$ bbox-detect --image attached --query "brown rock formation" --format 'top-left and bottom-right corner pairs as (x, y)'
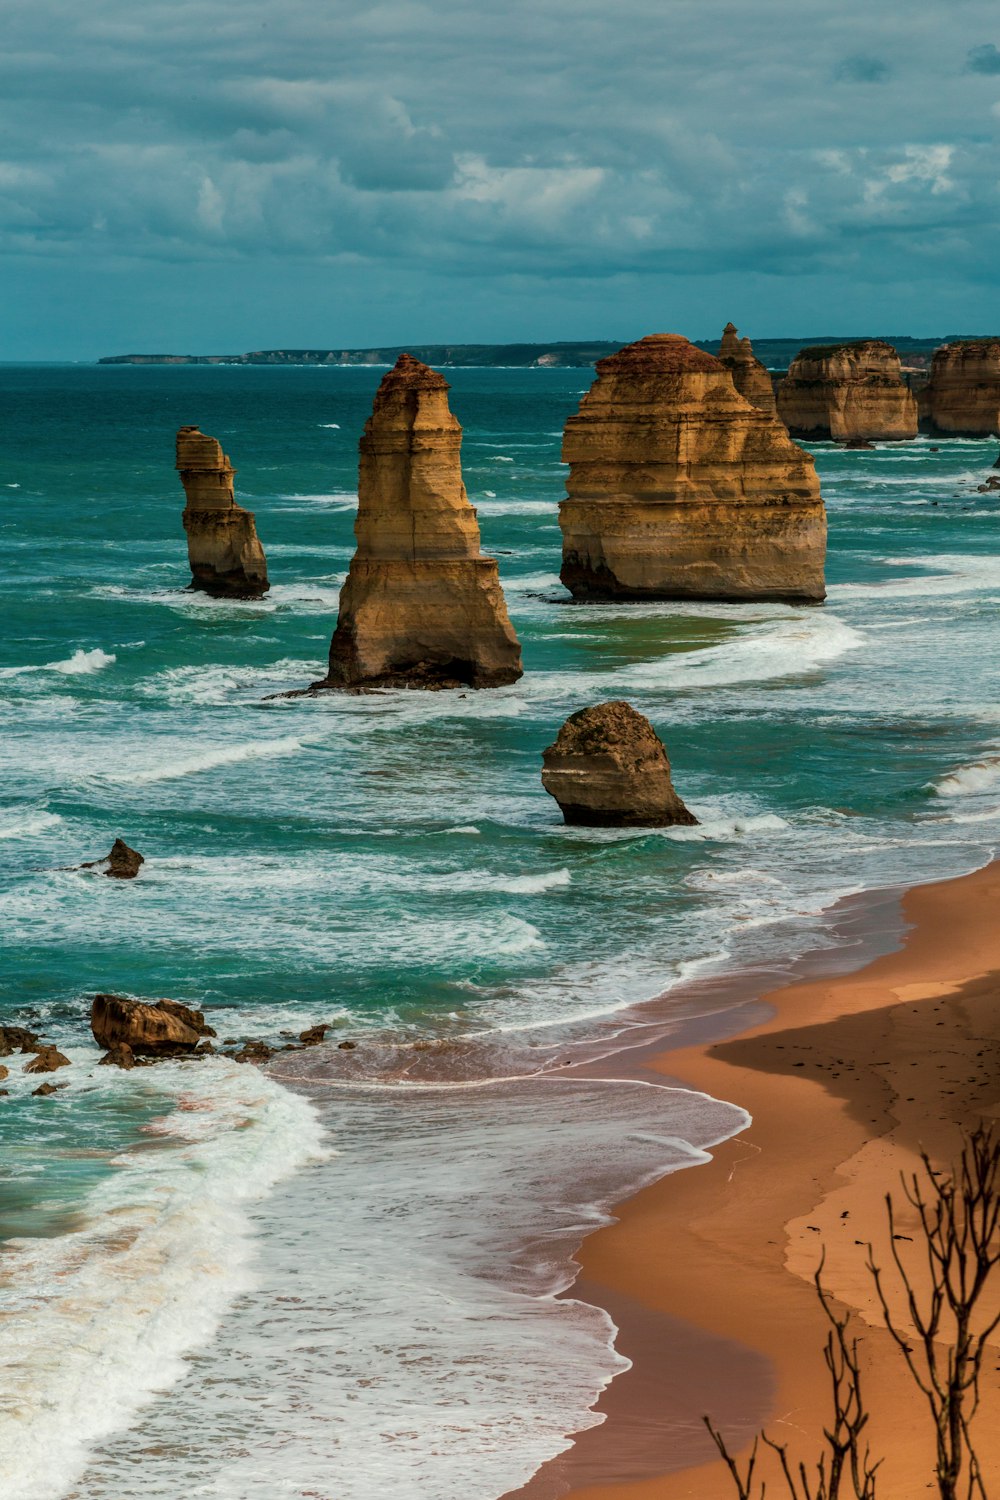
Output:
(718, 323), (777, 415)
(314, 354), (522, 689)
(79, 838), (144, 879)
(559, 334), (825, 603)
(541, 700), (698, 827)
(90, 995), (216, 1056)
(776, 341), (918, 441)
(24, 1045), (71, 1074)
(0, 1065), (9, 1083)
(0, 1026), (41, 1056)
(920, 341), (1000, 436)
(176, 426), (269, 598)
(98, 1042), (136, 1070)
(32, 1082), (66, 1097)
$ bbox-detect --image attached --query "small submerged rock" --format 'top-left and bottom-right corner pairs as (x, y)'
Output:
(79, 838), (145, 879)
(24, 1046), (72, 1075)
(542, 701), (698, 828)
(32, 1081), (67, 1097)
(0, 1065), (9, 1083)
(98, 1041), (136, 1070)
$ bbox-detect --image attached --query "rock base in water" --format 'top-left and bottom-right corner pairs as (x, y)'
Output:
(559, 334), (825, 604)
(314, 355), (522, 691)
(777, 341), (918, 441)
(542, 700), (698, 827)
(79, 838), (144, 879)
(176, 425), (269, 598)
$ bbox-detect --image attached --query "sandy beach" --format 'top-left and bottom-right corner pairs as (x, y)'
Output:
(508, 860), (1000, 1500)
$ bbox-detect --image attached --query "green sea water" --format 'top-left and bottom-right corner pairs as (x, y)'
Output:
(1, 364), (998, 1499)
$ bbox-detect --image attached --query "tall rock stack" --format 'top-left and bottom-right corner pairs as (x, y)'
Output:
(559, 334), (826, 604)
(921, 340), (1000, 436)
(718, 323), (777, 415)
(315, 354), (523, 690)
(176, 426), (269, 598)
(776, 341), (918, 442)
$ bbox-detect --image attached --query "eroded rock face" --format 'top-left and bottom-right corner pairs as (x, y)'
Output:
(90, 994), (216, 1056)
(541, 700), (697, 827)
(921, 341), (1000, 436)
(315, 355), (522, 689)
(776, 341), (918, 441)
(79, 838), (144, 879)
(718, 323), (777, 415)
(176, 426), (269, 598)
(560, 334), (825, 603)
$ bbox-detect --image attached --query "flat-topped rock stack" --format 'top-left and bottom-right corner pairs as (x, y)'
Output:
(776, 341), (918, 442)
(559, 334), (826, 603)
(176, 426), (269, 597)
(542, 700), (697, 827)
(718, 323), (777, 415)
(920, 340), (1000, 436)
(315, 354), (522, 690)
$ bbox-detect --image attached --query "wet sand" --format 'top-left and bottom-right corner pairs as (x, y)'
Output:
(507, 861), (1000, 1500)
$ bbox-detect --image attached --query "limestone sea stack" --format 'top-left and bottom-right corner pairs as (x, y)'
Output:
(718, 323), (777, 415)
(559, 334), (825, 603)
(921, 340), (1000, 436)
(776, 341), (918, 441)
(315, 354), (522, 689)
(176, 426), (269, 598)
(542, 700), (697, 827)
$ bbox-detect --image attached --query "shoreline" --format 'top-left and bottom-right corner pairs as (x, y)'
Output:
(505, 859), (1000, 1500)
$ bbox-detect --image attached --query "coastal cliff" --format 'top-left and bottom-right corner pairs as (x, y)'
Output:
(176, 426), (269, 598)
(920, 339), (1000, 435)
(776, 340), (918, 441)
(718, 323), (777, 415)
(559, 334), (826, 603)
(314, 354), (522, 689)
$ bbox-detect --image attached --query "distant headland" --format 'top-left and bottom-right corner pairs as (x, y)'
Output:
(96, 334), (977, 371)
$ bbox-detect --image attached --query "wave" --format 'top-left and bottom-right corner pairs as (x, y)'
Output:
(0, 647), (116, 679)
(933, 755), (1000, 798)
(831, 554), (1000, 601)
(0, 807), (63, 839)
(115, 735), (305, 784)
(0, 1058), (325, 1500)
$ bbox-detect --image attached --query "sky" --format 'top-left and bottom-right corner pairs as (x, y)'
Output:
(3, 0), (1000, 358)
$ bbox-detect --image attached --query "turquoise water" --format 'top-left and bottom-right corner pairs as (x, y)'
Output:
(1, 365), (999, 1499)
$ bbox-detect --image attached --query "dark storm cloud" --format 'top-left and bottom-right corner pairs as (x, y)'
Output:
(833, 56), (892, 83)
(2, 0), (1000, 353)
(966, 43), (1000, 73)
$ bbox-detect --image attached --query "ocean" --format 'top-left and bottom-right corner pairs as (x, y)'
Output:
(1, 362), (998, 1499)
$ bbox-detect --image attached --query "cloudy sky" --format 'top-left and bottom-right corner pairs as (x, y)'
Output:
(5, 0), (1000, 358)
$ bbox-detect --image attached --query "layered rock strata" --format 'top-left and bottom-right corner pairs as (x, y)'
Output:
(776, 341), (918, 441)
(315, 354), (522, 689)
(920, 341), (1000, 436)
(176, 426), (269, 597)
(560, 334), (825, 602)
(542, 700), (697, 827)
(718, 323), (777, 415)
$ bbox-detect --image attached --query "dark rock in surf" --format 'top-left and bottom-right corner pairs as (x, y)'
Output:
(32, 1081), (67, 1097)
(542, 701), (698, 828)
(24, 1045), (71, 1074)
(90, 994), (215, 1057)
(80, 838), (145, 879)
(98, 1042), (136, 1070)
(0, 1026), (42, 1056)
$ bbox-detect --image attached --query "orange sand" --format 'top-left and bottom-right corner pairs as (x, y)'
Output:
(508, 862), (1000, 1500)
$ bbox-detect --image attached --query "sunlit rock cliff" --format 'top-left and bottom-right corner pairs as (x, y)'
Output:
(559, 334), (825, 603)
(920, 340), (1000, 436)
(776, 341), (918, 441)
(176, 426), (269, 598)
(315, 354), (523, 689)
(718, 323), (777, 415)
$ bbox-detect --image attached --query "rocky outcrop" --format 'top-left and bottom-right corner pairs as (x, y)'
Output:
(776, 341), (918, 441)
(176, 426), (269, 598)
(718, 323), (777, 415)
(921, 341), (1000, 436)
(24, 1045), (71, 1074)
(90, 995), (216, 1056)
(0, 1026), (41, 1056)
(98, 1042), (136, 1070)
(541, 701), (697, 827)
(559, 334), (825, 602)
(79, 838), (144, 879)
(314, 355), (522, 689)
